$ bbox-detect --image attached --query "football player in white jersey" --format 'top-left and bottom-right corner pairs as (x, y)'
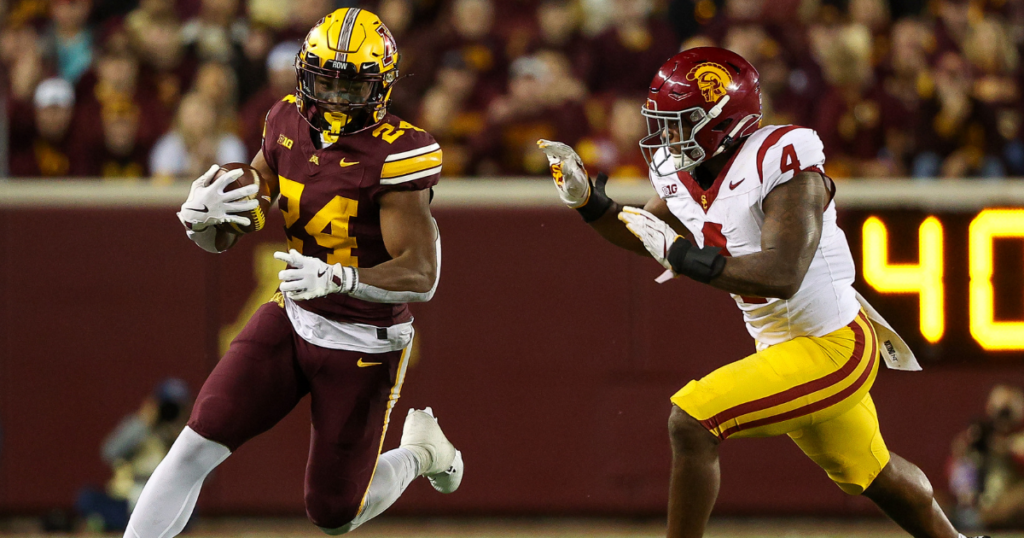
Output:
(539, 47), (982, 538)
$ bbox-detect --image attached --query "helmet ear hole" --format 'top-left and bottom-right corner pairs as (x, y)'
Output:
(711, 118), (733, 132)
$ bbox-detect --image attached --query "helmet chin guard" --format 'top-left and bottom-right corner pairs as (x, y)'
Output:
(639, 48), (763, 177)
(640, 95), (731, 175)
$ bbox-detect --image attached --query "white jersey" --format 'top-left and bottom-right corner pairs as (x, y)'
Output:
(649, 124), (861, 346)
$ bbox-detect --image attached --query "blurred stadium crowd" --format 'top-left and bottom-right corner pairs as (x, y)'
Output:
(0, 0), (1022, 181)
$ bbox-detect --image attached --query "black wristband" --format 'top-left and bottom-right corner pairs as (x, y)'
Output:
(667, 237), (727, 284)
(575, 172), (613, 223)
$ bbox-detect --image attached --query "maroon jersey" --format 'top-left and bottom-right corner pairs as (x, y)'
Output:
(261, 96), (441, 326)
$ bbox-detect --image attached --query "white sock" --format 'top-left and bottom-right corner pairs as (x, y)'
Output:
(124, 427), (230, 538)
(322, 447), (421, 535)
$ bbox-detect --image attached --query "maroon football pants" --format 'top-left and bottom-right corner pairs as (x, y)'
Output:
(187, 300), (409, 528)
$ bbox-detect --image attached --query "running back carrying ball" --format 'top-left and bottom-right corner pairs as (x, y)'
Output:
(214, 163), (274, 234)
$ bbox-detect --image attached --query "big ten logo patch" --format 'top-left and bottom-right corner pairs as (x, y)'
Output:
(278, 134), (294, 149)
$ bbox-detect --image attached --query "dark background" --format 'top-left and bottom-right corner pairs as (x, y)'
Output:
(1, 201), (1022, 517)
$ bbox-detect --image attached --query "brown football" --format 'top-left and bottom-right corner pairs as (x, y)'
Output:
(214, 163), (275, 235)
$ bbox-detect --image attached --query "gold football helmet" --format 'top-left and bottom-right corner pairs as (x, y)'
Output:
(295, 8), (400, 139)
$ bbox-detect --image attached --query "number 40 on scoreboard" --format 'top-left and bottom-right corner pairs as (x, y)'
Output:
(862, 209), (1024, 351)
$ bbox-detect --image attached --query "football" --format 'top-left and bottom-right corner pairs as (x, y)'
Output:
(214, 163), (274, 235)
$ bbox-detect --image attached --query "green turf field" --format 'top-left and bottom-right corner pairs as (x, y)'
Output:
(4, 517), (1020, 538)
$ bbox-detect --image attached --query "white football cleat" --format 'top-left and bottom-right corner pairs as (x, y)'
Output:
(400, 407), (463, 493)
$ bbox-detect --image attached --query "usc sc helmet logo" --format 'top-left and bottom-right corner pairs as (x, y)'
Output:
(686, 63), (732, 103)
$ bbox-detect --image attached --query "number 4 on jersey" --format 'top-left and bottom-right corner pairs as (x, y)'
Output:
(780, 144), (802, 176)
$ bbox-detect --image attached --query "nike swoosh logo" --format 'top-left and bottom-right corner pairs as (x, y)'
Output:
(357, 358), (382, 367)
(729, 178), (745, 190)
(340, 158), (359, 167)
(184, 205), (209, 213)
(317, 268), (327, 277)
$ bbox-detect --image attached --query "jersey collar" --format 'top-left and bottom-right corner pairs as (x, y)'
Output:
(675, 139), (746, 213)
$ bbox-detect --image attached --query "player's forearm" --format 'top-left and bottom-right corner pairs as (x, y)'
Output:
(357, 257), (437, 295)
(588, 202), (652, 256)
(710, 250), (808, 299)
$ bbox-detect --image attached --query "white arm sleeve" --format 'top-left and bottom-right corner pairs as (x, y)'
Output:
(759, 127), (826, 204)
(349, 219), (441, 304)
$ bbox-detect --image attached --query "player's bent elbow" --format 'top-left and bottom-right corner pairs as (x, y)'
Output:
(406, 273), (437, 300)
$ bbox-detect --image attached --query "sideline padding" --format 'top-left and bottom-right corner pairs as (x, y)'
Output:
(2, 177), (1024, 210)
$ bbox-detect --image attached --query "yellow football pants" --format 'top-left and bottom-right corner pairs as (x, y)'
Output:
(671, 311), (890, 494)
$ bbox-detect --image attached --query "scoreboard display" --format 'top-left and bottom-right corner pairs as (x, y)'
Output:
(842, 208), (1024, 361)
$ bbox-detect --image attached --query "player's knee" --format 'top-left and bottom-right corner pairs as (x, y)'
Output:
(830, 462), (888, 496)
(668, 405), (718, 452)
(305, 493), (361, 533)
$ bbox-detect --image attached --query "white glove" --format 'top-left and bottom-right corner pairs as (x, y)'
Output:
(274, 249), (358, 301)
(177, 164), (259, 231)
(537, 139), (591, 208)
(618, 206), (680, 283)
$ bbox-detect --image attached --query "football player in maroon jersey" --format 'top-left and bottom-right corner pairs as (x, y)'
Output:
(125, 9), (462, 538)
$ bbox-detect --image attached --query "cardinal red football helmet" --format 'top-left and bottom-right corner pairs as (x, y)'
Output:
(640, 47), (762, 175)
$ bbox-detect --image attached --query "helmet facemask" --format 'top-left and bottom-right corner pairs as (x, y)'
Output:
(640, 95), (731, 177)
(295, 54), (397, 139)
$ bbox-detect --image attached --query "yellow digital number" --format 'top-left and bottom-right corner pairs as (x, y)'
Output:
(277, 175), (359, 266)
(862, 216), (945, 343)
(969, 209), (1024, 351)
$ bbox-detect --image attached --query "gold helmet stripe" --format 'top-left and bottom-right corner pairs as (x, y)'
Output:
(335, 8), (361, 61)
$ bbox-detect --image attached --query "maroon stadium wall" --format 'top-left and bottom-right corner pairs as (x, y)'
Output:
(1, 184), (1023, 517)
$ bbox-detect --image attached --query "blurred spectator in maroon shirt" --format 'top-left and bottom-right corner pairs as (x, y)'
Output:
(576, 94), (650, 179)
(9, 78), (85, 177)
(911, 51), (1000, 177)
(1, 23), (47, 103)
(933, 0), (972, 58)
(524, 0), (592, 80)
(239, 41), (300, 158)
(875, 18), (933, 171)
(149, 91), (246, 182)
(378, 0), (442, 120)
(130, 13), (198, 115)
(74, 38), (172, 152)
(434, 0), (509, 104)
(471, 52), (588, 175)
(191, 61), (238, 134)
(39, 0), (94, 84)
(181, 0), (244, 64)
(79, 99), (150, 178)
(275, 0), (333, 42)
(585, 0), (679, 95)
(963, 17), (1021, 175)
(419, 50), (491, 176)
(812, 25), (907, 178)
(913, 19), (1022, 177)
